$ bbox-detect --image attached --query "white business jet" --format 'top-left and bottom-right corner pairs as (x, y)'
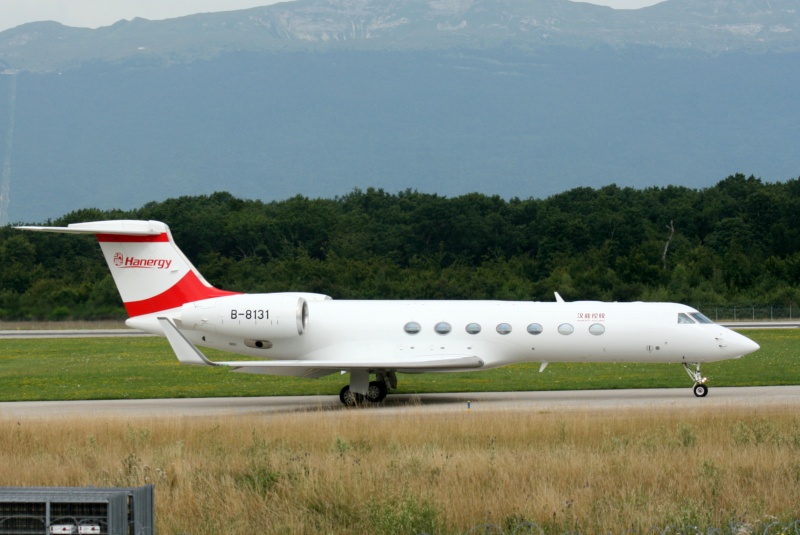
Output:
(18, 220), (760, 405)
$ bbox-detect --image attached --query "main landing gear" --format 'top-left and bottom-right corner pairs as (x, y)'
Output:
(338, 371), (397, 406)
(683, 363), (709, 397)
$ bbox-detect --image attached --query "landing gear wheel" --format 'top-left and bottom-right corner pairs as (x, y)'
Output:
(683, 363), (709, 398)
(339, 385), (363, 407)
(365, 381), (388, 403)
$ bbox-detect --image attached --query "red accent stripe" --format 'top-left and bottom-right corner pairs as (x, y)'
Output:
(125, 271), (239, 317)
(97, 233), (169, 243)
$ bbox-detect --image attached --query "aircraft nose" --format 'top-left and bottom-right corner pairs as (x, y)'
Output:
(725, 331), (760, 357)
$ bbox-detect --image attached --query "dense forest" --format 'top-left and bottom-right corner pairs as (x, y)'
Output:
(1, 174), (799, 321)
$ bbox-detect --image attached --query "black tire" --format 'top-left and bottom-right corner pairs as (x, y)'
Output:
(693, 383), (708, 397)
(340, 385), (364, 406)
(366, 381), (388, 403)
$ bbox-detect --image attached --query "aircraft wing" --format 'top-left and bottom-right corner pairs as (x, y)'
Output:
(220, 355), (485, 375)
(157, 317), (484, 377)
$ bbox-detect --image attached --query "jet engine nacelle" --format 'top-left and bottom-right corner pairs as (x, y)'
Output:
(179, 292), (330, 341)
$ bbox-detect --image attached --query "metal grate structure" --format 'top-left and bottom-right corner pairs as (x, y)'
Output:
(0, 486), (153, 535)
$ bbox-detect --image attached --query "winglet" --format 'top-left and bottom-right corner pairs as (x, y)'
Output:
(554, 292), (565, 303)
(157, 317), (218, 367)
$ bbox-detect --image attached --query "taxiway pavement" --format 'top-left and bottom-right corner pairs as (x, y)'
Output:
(0, 386), (797, 419)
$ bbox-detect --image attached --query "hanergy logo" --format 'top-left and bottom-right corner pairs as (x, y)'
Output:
(113, 252), (173, 269)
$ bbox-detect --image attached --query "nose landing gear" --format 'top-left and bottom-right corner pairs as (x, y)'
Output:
(683, 363), (709, 397)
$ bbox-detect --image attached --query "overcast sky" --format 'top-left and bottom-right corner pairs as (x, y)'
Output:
(0, 0), (665, 33)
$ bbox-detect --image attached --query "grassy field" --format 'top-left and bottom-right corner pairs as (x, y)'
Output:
(0, 329), (796, 401)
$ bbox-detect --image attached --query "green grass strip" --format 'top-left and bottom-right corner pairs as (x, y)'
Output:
(0, 329), (795, 401)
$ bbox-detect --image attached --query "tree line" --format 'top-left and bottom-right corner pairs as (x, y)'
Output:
(1, 173), (799, 321)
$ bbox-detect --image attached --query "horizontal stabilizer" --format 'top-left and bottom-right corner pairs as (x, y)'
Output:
(16, 220), (165, 236)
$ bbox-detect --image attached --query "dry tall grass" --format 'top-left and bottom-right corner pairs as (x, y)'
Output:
(1, 406), (798, 534)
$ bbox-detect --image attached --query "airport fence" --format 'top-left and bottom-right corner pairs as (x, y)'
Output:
(418, 519), (800, 535)
(695, 304), (800, 322)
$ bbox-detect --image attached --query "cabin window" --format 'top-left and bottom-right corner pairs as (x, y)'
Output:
(527, 323), (543, 335)
(690, 312), (714, 324)
(588, 323), (605, 335)
(465, 323), (482, 335)
(404, 321), (421, 334)
(434, 322), (452, 335)
(496, 323), (512, 335)
(677, 313), (695, 324)
(557, 323), (574, 335)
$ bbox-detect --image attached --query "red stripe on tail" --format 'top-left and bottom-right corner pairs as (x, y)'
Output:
(124, 271), (239, 317)
(97, 233), (170, 243)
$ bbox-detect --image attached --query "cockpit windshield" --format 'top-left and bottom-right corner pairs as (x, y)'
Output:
(690, 312), (714, 324)
(677, 312), (716, 324)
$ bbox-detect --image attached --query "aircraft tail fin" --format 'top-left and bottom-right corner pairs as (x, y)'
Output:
(17, 220), (237, 317)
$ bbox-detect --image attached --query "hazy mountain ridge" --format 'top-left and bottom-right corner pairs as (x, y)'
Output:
(1, 0), (798, 72)
(3, 46), (798, 223)
(0, 0), (798, 223)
